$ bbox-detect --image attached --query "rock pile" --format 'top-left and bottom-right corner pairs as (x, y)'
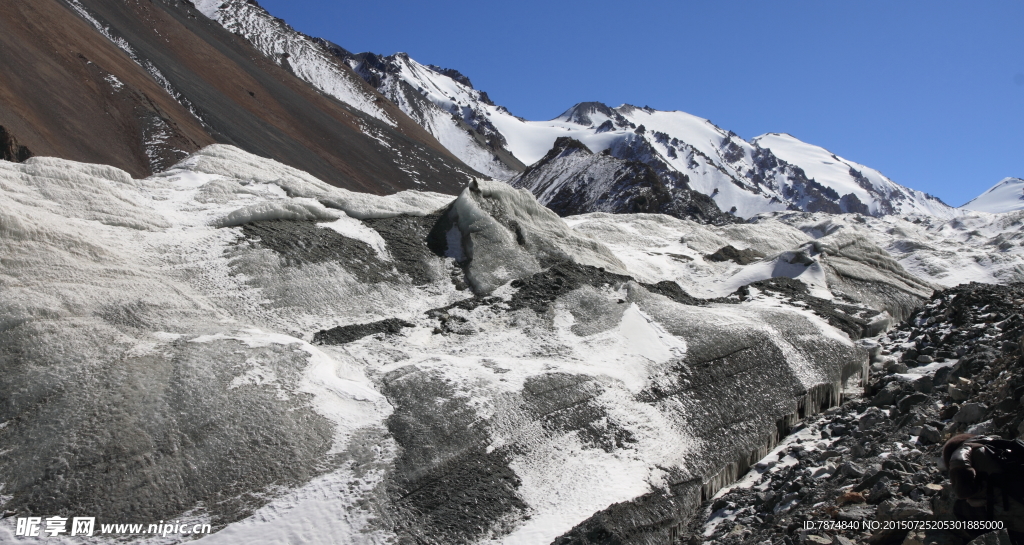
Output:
(688, 282), (1024, 545)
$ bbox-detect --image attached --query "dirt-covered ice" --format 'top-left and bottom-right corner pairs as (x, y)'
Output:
(2, 146), (1016, 544)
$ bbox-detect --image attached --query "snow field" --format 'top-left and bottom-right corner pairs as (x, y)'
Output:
(960, 177), (1024, 213)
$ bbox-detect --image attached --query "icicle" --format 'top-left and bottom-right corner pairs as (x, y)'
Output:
(699, 369), (865, 502)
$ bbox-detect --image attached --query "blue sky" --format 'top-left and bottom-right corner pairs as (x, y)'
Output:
(257, 0), (1023, 206)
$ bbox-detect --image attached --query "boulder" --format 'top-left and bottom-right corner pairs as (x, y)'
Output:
(841, 461), (866, 478)
(966, 530), (1012, 545)
(876, 499), (934, 532)
(932, 367), (951, 386)
(898, 393), (929, 413)
(939, 404), (960, 420)
(869, 482), (894, 504)
(860, 407), (888, 430)
(872, 383), (904, 407)
(886, 359), (910, 374)
(917, 425), (942, 445)
(856, 470), (897, 492)
(836, 504), (875, 522)
(952, 403), (987, 424)
(837, 490), (866, 506)
(948, 383), (970, 402)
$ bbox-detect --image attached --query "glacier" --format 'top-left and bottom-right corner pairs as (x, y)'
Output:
(1, 147), (1022, 544)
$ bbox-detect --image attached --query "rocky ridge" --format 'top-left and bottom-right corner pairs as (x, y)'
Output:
(344, 52), (526, 179)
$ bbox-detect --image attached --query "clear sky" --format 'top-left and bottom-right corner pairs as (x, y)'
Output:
(256, 0), (1023, 207)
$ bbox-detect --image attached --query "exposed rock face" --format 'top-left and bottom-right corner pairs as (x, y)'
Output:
(706, 245), (767, 265)
(0, 125), (32, 162)
(511, 137), (739, 225)
(0, 0), (474, 193)
(313, 317), (414, 345)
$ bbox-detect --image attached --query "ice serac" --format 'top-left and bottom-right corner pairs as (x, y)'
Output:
(510, 137), (737, 225)
(547, 287), (866, 544)
(960, 177), (1024, 214)
(763, 210), (1024, 288)
(806, 234), (936, 321)
(437, 178), (628, 293)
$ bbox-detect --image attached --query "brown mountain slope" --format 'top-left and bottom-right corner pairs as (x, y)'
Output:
(0, 0), (474, 194)
(0, 0), (213, 176)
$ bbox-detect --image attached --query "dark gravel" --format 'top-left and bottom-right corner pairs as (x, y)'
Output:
(313, 318), (415, 345)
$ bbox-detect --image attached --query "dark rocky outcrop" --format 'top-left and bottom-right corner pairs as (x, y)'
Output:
(511, 137), (739, 225)
(237, 220), (396, 281)
(364, 213), (448, 285)
(313, 318), (414, 345)
(558, 101), (633, 128)
(705, 245), (767, 265)
(0, 125), (32, 162)
(734, 277), (890, 341)
(346, 51), (525, 177)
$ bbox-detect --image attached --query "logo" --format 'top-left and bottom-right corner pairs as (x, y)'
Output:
(15, 516), (95, 537)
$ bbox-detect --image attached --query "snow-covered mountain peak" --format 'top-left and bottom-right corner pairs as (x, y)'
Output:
(961, 177), (1024, 214)
(540, 136), (595, 160)
(752, 132), (955, 218)
(190, 4), (976, 222)
(344, 50), (526, 179)
(556, 102), (629, 127)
